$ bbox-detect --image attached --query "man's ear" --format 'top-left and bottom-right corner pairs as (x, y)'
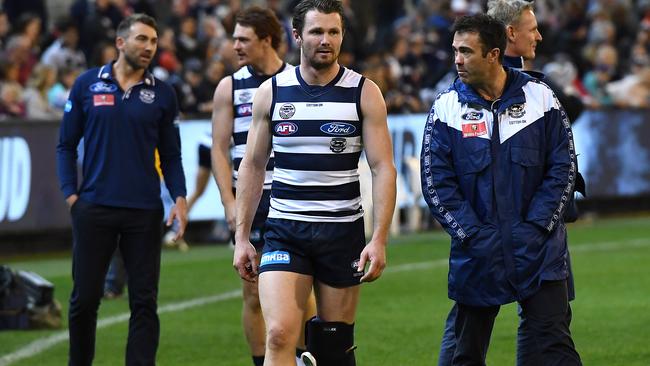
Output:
(506, 24), (516, 43)
(292, 29), (302, 47)
(488, 47), (501, 63)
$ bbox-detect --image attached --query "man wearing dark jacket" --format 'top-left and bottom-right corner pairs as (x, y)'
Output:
(421, 14), (581, 365)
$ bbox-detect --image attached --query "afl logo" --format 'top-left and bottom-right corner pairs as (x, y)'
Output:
(508, 104), (526, 118)
(461, 111), (483, 120)
(275, 122), (298, 135)
(279, 103), (296, 119)
(320, 122), (356, 136)
(237, 104), (252, 116)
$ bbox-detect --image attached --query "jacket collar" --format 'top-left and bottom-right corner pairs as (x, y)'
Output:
(453, 66), (530, 114)
(97, 61), (156, 87)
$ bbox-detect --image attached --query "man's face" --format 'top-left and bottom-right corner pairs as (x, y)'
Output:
(452, 31), (492, 86)
(117, 22), (157, 70)
(296, 10), (343, 70)
(232, 24), (266, 68)
(509, 9), (542, 60)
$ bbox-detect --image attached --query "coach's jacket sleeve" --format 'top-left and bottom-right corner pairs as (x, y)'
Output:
(525, 96), (576, 231)
(56, 77), (85, 199)
(420, 106), (483, 242)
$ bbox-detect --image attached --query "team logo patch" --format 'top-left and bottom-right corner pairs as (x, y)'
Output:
(89, 82), (117, 93)
(139, 89), (155, 104)
(275, 122), (298, 135)
(93, 94), (114, 106)
(237, 103), (252, 116)
(508, 104), (526, 118)
(320, 122), (357, 136)
(461, 122), (487, 138)
(238, 90), (252, 103)
(461, 111), (483, 121)
(64, 100), (72, 112)
(279, 103), (296, 119)
(260, 251), (291, 266)
(330, 137), (347, 153)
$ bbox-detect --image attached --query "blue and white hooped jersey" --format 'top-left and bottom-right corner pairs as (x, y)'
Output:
(232, 63), (291, 189)
(269, 66), (365, 222)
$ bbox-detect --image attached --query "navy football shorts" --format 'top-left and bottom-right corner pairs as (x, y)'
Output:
(230, 189), (271, 250)
(259, 217), (366, 288)
(198, 144), (211, 169)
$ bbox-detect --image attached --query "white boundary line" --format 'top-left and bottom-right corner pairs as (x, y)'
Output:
(1, 238), (648, 365)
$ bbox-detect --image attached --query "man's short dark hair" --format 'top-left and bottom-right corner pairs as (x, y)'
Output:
(292, 0), (345, 36)
(452, 14), (506, 63)
(236, 6), (283, 51)
(116, 13), (158, 39)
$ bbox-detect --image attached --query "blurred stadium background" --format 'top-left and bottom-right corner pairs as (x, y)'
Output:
(1, 0), (650, 365)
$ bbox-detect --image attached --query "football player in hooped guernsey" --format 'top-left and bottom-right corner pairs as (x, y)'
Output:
(210, 6), (316, 366)
(233, 1), (397, 365)
(56, 14), (187, 366)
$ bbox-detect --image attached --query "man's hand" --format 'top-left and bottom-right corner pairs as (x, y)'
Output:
(233, 240), (258, 282)
(167, 197), (188, 241)
(66, 194), (79, 210)
(358, 239), (387, 283)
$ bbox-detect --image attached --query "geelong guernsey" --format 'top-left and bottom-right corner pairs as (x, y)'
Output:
(232, 63), (291, 190)
(269, 66), (365, 222)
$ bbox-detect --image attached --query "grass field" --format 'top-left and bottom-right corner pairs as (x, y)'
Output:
(1, 215), (650, 365)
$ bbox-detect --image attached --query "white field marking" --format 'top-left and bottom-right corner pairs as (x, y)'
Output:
(2, 237), (649, 365)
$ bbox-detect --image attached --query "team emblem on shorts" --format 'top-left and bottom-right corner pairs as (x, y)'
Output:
(351, 259), (364, 277)
(330, 137), (347, 153)
(139, 89), (156, 104)
(250, 229), (261, 242)
(279, 103), (296, 119)
(507, 104), (526, 118)
(260, 251), (291, 266)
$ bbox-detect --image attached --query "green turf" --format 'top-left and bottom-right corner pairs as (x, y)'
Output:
(1, 215), (649, 365)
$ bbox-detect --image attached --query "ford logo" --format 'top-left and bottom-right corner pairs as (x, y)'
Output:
(461, 111), (483, 121)
(275, 122), (298, 135)
(320, 122), (356, 136)
(89, 82), (118, 93)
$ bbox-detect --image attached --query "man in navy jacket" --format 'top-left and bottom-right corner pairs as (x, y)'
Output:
(57, 13), (187, 366)
(421, 14), (581, 365)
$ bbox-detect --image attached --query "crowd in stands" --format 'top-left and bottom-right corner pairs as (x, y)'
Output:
(2, 0), (650, 121)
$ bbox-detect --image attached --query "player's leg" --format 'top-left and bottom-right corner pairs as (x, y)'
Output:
(297, 290), (317, 362)
(241, 252), (266, 366)
(438, 303), (458, 366)
(258, 271), (313, 366)
(518, 280), (581, 366)
(104, 247), (127, 298)
(68, 200), (120, 365)
(187, 145), (211, 211)
(119, 206), (164, 365)
(301, 218), (366, 366)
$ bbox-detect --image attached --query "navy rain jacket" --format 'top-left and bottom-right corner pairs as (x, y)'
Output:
(420, 67), (577, 306)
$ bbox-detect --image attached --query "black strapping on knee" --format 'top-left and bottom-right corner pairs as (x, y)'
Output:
(305, 317), (356, 366)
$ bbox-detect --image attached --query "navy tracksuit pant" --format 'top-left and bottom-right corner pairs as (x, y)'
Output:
(68, 199), (163, 366)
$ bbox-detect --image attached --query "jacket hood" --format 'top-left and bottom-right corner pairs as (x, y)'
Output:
(453, 66), (534, 114)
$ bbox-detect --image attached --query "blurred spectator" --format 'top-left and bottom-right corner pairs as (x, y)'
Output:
(583, 44), (619, 108)
(22, 63), (61, 120)
(175, 16), (205, 62)
(543, 54), (592, 106)
(169, 58), (202, 115)
(0, 10), (10, 49)
(48, 66), (81, 112)
(0, 82), (25, 119)
(71, 0), (124, 59)
(41, 17), (87, 70)
(194, 57), (225, 115)
(152, 27), (181, 80)
(89, 42), (118, 68)
(3, 0), (47, 32)
(2, 34), (38, 85)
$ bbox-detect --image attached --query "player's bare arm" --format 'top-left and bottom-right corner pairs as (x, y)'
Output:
(233, 78), (273, 282)
(358, 79), (397, 283)
(211, 76), (237, 230)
